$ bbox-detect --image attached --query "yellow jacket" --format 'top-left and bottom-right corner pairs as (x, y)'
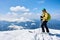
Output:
(42, 13), (49, 21)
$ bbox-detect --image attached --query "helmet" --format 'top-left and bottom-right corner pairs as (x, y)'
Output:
(42, 8), (46, 12)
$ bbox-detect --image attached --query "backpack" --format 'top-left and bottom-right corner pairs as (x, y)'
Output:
(47, 13), (51, 21)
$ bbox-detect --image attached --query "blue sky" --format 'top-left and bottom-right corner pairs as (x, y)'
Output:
(0, 0), (60, 14)
(0, 0), (60, 21)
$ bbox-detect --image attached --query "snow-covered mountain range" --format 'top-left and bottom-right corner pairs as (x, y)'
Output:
(0, 20), (60, 31)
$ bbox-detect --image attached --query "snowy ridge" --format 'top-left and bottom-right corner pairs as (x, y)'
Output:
(0, 28), (60, 40)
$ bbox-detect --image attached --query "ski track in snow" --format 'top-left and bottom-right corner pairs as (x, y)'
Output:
(0, 28), (60, 40)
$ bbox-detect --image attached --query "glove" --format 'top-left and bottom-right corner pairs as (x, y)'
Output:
(40, 16), (43, 18)
(40, 16), (43, 21)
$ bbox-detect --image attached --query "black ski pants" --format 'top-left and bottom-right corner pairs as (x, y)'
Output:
(41, 21), (49, 33)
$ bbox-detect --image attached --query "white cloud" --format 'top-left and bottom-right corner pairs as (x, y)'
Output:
(1, 11), (60, 22)
(1, 6), (60, 22)
(0, 12), (18, 22)
(0, 6), (42, 22)
(0, 12), (41, 22)
(51, 13), (60, 20)
(21, 12), (41, 20)
(16, 17), (33, 22)
(10, 6), (30, 12)
(0, 12), (34, 22)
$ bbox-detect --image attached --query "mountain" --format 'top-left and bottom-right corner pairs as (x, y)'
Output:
(0, 21), (11, 31)
(47, 20), (60, 30)
(0, 28), (60, 40)
(0, 20), (60, 31)
(0, 20), (40, 31)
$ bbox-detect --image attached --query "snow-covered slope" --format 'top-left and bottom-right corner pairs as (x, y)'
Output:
(0, 28), (60, 40)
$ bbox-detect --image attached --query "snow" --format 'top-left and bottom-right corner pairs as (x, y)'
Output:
(8, 24), (24, 30)
(0, 28), (60, 40)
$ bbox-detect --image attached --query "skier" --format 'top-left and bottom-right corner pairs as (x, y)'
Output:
(40, 8), (51, 33)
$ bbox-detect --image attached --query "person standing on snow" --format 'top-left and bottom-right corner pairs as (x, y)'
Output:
(40, 8), (51, 33)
